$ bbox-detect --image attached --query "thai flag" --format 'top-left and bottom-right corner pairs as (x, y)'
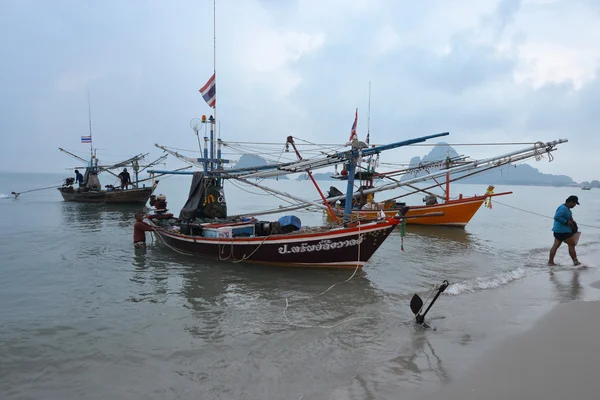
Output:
(349, 108), (358, 141)
(199, 73), (216, 108)
(81, 136), (91, 143)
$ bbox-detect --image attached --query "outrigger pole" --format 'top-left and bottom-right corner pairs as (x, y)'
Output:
(286, 136), (341, 222)
(326, 139), (568, 207)
(341, 132), (450, 222)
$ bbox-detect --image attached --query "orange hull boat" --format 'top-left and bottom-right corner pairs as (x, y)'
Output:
(326, 192), (512, 228)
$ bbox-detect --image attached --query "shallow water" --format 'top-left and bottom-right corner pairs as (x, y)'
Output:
(2, 172), (600, 399)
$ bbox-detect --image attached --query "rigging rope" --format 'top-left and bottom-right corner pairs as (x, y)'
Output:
(494, 200), (600, 230)
(282, 222), (365, 329)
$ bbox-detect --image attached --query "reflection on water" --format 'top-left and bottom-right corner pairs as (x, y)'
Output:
(61, 202), (144, 230)
(128, 246), (384, 342)
(404, 225), (474, 246)
(389, 327), (449, 384)
(549, 268), (584, 302)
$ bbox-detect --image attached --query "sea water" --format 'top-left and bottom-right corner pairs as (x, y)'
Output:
(2, 171), (600, 399)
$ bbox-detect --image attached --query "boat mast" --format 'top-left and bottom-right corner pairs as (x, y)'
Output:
(211, 0), (217, 174)
(445, 150), (450, 202)
(87, 89), (94, 160)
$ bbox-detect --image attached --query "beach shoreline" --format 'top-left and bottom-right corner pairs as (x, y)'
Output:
(421, 296), (600, 400)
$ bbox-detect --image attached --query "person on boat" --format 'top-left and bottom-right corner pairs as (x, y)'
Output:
(548, 195), (581, 266)
(74, 170), (84, 187)
(361, 193), (378, 210)
(118, 168), (131, 189)
(133, 212), (154, 249)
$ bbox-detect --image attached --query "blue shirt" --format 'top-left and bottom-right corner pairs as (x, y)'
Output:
(552, 204), (573, 233)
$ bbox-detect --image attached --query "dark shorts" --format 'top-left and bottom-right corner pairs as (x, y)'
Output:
(554, 232), (574, 242)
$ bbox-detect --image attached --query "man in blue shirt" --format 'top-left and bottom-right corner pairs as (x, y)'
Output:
(548, 195), (580, 266)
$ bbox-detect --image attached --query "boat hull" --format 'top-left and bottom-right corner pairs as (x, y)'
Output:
(57, 186), (155, 204)
(402, 197), (486, 227)
(151, 219), (399, 268)
(326, 192), (511, 228)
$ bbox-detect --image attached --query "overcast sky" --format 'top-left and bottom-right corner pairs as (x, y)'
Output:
(1, 0), (599, 181)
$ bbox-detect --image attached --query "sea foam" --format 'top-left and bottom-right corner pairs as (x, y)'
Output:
(445, 268), (528, 295)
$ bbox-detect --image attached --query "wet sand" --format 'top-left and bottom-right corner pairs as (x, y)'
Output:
(422, 299), (600, 400)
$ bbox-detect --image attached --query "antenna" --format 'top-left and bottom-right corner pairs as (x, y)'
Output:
(367, 81), (371, 145)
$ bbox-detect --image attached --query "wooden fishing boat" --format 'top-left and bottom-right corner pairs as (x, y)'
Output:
(58, 180), (158, 204)
(52, 92), (166, 205)
(147, 127), (446, 268)
(327, 190), (511, 227)
(56, 148), (162, 205)
(148, 214), (402, 268)
(321, 140), (573, 227)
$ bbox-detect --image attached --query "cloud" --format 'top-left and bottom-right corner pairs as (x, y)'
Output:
(1, 0), (599, 182)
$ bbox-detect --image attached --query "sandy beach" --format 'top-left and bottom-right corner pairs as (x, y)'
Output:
(422, 298), (600, 400)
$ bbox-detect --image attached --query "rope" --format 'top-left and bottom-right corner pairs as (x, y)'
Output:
(11, 182), (64, 196)
(494, 200), (600, 229)
(149, 226), (196, 256)
(281, 223), (387, 329)
(217, 234), (271, 263)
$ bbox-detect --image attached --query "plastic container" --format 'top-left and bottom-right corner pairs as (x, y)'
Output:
(278, 215), (301, 233)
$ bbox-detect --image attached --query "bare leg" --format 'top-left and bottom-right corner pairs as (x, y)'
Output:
(565, 237), (579, 265)
(548, 238), (562, 266)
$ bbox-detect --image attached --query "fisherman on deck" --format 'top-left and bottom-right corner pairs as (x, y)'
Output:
(548, 195), (581, 266)
(133, 212), (154, 249)
(118, 168), (131, 189)
(74, 169), (84, 187)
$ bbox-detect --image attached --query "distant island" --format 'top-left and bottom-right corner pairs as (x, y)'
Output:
(232, 154), (289, 179)
(295, 172), (335, 181)
(400, 142), (578, 187)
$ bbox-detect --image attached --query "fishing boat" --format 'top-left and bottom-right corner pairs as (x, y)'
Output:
(323, 140), (568, 227)
(55, 93), (166, 205)
(147, 117), (448, 267)
(327, 188), (510, 227)
(56, 150), (160, 204)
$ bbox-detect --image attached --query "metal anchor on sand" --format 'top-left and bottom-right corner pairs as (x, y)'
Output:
(410, 280), (450, 325)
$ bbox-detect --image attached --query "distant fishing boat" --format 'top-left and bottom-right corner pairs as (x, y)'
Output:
(55, 92), (166, 205)
(581, 185), (591, 190)
(56, 152), (159, 204)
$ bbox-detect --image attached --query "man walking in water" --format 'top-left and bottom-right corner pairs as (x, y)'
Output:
(133, 212), (154, 249)
(548, 195), (581, 266)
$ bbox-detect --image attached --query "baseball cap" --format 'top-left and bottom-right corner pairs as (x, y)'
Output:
(566, 195), (580, 205)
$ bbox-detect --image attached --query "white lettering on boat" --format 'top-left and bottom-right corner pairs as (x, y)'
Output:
(277, 235), (365, 255)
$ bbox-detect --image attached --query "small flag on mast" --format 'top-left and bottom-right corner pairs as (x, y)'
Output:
(349, 108), (358, 141)
(81, 136), (91, 143)
(199, 73), (216, 108)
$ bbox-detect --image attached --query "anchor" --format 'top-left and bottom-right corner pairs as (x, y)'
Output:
(410, 280), (449, 326)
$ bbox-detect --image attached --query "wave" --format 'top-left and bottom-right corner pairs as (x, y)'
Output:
(0, 193), (11, 199)
(445, 267), (528, 295)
